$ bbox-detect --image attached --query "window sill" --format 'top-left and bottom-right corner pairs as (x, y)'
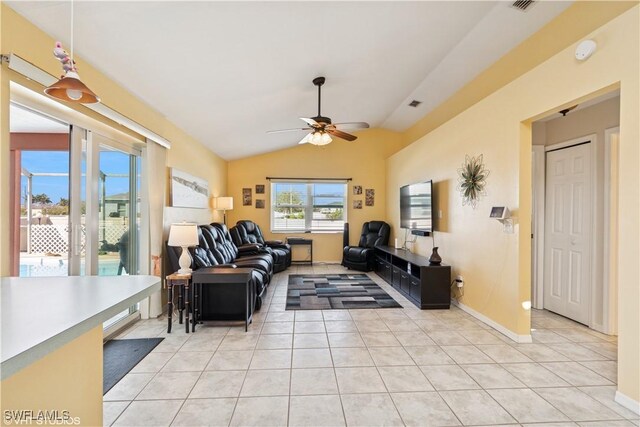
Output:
(271, 230), (343, 235)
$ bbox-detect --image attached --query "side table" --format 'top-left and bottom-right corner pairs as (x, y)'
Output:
(166, 272), (193, 333)
(287, 238), (313, 265)
(191, 268), (255, 332)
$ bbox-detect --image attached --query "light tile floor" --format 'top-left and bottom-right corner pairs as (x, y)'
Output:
(105, 264), (639, 426)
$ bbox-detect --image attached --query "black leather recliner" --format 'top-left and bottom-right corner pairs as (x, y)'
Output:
(342, 221), (391, 271)
(232, 220), (291, 273)
(166, 224), (273, 309)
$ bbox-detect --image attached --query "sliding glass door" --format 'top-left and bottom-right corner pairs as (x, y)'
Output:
(10, 94), (147, 330)
(83, 132), (142, 327)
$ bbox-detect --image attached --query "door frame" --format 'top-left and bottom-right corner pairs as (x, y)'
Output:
(532, 133), (612, 331)
(532, 145), (545, 309)
(603, 126), (619, 335)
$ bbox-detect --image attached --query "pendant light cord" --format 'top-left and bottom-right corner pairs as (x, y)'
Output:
(70, 0), (74, 67)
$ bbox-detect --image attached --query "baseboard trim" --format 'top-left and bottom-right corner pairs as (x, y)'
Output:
(615, 390), (640, 415)
(451, 299), (532, 344)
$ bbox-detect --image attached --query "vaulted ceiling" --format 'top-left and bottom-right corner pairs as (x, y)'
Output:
(8, 1), (572, 159)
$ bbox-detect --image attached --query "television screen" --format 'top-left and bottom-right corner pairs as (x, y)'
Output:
(400, 180), (433, 232)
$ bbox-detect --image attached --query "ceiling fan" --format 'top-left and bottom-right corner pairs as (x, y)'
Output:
(267, 76), (370, 146)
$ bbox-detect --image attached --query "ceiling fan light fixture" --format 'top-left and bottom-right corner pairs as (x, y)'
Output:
(45, 71), (100, 104)
(269, 76), (366, 146)
(309, 130), (332, 146)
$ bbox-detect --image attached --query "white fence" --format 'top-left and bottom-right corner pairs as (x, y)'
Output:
(20, 217), (128, 254)
(29, 224), (70, 254)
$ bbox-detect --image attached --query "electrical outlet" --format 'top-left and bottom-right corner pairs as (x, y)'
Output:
(438, 210), (443, 219)
(455, 275), (464, 288)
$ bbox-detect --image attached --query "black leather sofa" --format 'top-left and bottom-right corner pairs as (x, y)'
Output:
(342, 221), (391, 271)
(232, 220), (292, 273)
(167, 223), (274, 309)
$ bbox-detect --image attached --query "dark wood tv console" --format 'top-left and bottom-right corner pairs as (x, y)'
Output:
(374, 245), (451, 309)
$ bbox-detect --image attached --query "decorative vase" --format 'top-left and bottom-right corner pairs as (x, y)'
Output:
(429, 247), (442, 265)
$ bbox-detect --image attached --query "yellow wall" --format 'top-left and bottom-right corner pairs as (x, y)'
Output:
(1, 326), (103, 427)
(227, 129), (403, 262)
(388, 5), (639, 402)
(0, 4), (228, 277)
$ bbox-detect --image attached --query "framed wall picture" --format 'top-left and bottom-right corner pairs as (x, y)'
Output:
(353, 185), (362, 195)
(242, 188), (252, 206)
(353, 200), (362, 209)
(170, 168), (210, 209)
(256, 199), (265, 209)
(365, 189), (375, 206)
(256, 184), (265, 194)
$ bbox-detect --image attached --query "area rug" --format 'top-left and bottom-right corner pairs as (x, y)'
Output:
(103, 337), (164, 394)
(286, 274), (402, 310)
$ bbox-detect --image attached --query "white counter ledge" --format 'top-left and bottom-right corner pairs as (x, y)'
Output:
(1, 275), (161, 380)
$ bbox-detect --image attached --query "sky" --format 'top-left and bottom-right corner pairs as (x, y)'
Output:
(274, 182), (345, 206)
(21, 150), (132, 205)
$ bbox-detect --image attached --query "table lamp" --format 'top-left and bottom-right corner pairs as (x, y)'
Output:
(215, 196), (234, 226)
(168, 222), (198, 274)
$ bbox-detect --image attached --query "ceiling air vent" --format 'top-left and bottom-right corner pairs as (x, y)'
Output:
(511, 0), (535, 11)
(408, 100), (422, 107)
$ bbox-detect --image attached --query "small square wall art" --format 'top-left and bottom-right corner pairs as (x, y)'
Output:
(256, 184), (265, 194)
(256, 199), (265, 209)
(353, 200), (362, 209)
(353, 185), (362, 195)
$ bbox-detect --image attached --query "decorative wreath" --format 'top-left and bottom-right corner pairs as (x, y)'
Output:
(457, 154), (490, 208)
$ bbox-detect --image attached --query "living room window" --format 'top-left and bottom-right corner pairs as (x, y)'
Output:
(271, 180), (347, 232)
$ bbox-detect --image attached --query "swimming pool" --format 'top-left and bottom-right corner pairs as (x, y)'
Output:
(19, 257), (121, 277)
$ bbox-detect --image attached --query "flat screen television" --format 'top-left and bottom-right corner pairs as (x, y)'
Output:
(400, 180), (433, 232)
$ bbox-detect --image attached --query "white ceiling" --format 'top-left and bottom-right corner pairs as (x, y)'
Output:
(8, 1), (572, 159)
(10, 103), (69, 133)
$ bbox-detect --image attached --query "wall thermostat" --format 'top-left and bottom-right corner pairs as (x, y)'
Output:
(490, 206), (510, 220)
(490, 207), (513, 234)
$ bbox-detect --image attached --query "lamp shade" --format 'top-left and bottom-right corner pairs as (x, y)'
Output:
(44, 71), (100, 104)
(215, 197), (234, 210)
(168, 223), (198, 247)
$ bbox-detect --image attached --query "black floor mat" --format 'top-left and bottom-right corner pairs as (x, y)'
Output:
(103, 337), (164, 395)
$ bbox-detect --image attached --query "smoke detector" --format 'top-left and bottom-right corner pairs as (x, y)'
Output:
(575, 40), (597, 61)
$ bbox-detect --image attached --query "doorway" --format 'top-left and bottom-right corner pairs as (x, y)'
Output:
(531, 91), (620, 334)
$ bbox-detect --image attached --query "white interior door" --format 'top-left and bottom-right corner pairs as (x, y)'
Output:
(544, 142), (593, 324)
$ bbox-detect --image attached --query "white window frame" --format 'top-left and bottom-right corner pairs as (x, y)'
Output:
(270, 180), (347, 233)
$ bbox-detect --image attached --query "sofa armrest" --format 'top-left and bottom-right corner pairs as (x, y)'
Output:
(237, 244), (261, 254)
(266, 241), (290, 250)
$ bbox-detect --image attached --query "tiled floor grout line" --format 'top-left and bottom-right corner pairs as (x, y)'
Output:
(106, 267), (637, 426)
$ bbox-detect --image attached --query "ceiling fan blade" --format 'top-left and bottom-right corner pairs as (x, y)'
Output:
(298, 133), (313, 144)
(266, 128), (310, 134)
(300, 117), (319, 127)
(327, 129), (357, 142)
(333, 122), (370, 130)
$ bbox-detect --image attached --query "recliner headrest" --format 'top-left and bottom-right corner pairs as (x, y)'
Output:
(237, 220), (256, 233)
